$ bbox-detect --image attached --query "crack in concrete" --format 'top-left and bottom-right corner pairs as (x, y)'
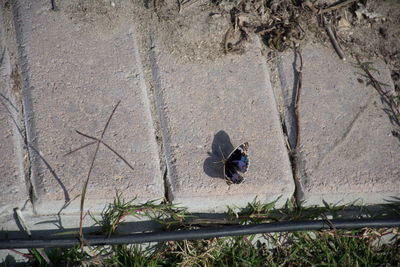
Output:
(274, 48), (303, 205)
(163, 167), (171, 203)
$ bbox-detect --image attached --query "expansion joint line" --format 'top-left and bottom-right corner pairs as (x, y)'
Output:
(163, 167), (170, 203)
(11, 63), (34, 208)
(291, 45), (303, 187)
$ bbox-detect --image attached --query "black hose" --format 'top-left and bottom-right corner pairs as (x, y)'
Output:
(1, 218), (399, 249)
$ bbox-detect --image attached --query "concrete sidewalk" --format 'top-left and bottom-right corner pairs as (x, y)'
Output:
(0, 0), (399, 236)
(278, 42), (400, 206)
(2, 0), (164, 216)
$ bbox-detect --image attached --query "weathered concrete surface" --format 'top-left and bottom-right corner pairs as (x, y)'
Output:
(12, 0), (163, 214)
(278, 42), (400, 206)
(0, 6), (27, 216)
(151, 37), (294, 212)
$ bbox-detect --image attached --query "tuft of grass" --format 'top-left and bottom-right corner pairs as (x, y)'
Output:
(93, 192), (194, 237)
(24, 195), (400, 266)
(275, 228), (400, 266)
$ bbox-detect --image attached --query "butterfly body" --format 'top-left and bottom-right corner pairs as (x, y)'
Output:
(222, 142), (249, 184)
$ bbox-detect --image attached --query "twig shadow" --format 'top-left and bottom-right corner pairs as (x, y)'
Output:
(0, 93), (70, 207)
(203, 130), (235, 180)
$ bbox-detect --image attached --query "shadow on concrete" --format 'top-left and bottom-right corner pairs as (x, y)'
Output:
(11, 1), (70, 208)
(203, 130), (235, 180)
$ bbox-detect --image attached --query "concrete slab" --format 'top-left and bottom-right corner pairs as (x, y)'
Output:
(278, 41), (400, 206)
(12, 0), (163, 214)
(0, 6), (27, 216)
(151, 36), (294, 212)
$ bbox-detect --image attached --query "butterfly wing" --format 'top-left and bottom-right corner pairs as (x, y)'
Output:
(227, 142), (249, 173)
(224, 161), (244, 184)
(224, 142), (249, 184)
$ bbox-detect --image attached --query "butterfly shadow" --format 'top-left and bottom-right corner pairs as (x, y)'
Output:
(203, 130), (235, 180)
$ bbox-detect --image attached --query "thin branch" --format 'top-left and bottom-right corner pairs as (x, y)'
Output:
(294, 47), (303, 110)
(79, 100), (121, 245)
(303, 0), (357, 14)
(64, 141), (97, 156)
(320, 0), (357, 14)
(294, 46), (303, 152)
(75, 130), (135, 172)
(323, 15), (346, 61)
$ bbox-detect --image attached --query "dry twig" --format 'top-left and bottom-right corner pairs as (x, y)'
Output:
(75, 130), (135, 171)
(319, 0), (357, 14)
(294, 46), (303, 152)
(323, 15), (346, 60)
(78, 101), (121, 248)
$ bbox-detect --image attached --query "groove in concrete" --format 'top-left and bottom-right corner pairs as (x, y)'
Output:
(0, 4), (28, 216)
(278, 42), (400, 206)
(11, 0), (164, 214)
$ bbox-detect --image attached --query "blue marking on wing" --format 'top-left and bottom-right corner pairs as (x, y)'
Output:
(232, 155), (248, 172)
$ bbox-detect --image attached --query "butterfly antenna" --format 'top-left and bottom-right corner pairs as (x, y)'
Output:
(219, 145), (227, 163)
(213, 145), (226, 164)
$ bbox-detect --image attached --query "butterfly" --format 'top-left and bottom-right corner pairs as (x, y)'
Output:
(220, 142), (249, 184)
